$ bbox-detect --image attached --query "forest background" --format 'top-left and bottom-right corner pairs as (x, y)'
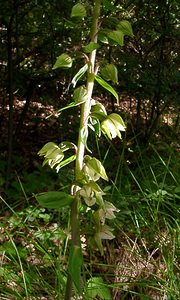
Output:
(0, 0), (179, 299)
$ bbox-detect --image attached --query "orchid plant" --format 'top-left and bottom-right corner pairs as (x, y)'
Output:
(35, 1), (133, 299)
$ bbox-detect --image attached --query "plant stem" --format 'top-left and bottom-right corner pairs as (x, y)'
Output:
(64, 1), (102, 299)
(75, 0), (102, 177)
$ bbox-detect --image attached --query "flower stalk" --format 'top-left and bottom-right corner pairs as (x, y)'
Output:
(65, 1), (102, 299)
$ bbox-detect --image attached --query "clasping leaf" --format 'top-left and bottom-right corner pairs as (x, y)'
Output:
(71, 3), (86, 18)
(83, 42), (100, 53)
(100, 63), (118, 83)
(71, 64), (88, 88)
(95, 75), (119, 103)
(108, 30), (124, 46)
(73, 85), (88, 104)
(68, 245), (83, 292)
(52, 53), (72, 69)
(35, 191), (73, 209)
(117, 20), (134, 37)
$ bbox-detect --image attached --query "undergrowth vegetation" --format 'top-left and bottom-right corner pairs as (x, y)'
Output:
(0, 137), (179, 299)
(0, 0), (179, 298)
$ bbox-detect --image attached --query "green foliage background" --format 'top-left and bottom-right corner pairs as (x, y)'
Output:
(0, 0), (179, 299)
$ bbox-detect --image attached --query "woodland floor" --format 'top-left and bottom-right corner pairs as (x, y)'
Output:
(0, 96), (179, 299)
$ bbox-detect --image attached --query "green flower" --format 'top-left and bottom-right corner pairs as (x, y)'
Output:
(79, 185), (96, 206)
(97, 224), (115, 240)
(83, 155), (108, 182)
(101, 113), (126, 140)
(79, 181), (105, 207)
(94, 225), (115, 255)
(104, 201), (119, 219)
(38, 142), (64, 170)
(93, 201), (119, 225)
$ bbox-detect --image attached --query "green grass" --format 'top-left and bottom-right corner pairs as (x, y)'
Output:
(0, 139), (179, 299)
(107, 140), (180, 299)
(0, 204), (68, 299)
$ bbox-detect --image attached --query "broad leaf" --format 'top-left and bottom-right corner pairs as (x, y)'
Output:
(52, 53), (72, 69)
(108, 30), (124, 46)
(100, 63), (118, 83)
(68, 245), (83, 292)
(83, 42), (100, 53)
(73, 85), (88, 104)
(95, 75), (119, 103)
(90, 100), (107, 121)
(35, 191), (73, 209)
(88, 181), (105, 194)
(54, 86), (88, 114)
(71, 64), (88, 88)
(117, 20), (133, 37)
(71, 3), (86, 18)
(98, 31), (109, 44)
(87, 277), (112, 300)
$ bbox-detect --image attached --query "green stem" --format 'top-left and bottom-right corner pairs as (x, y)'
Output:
(64, 1), (102, 299)
(75, 0), (102, 177)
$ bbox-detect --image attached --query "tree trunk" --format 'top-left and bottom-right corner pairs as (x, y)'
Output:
(6, 15), (14, 190)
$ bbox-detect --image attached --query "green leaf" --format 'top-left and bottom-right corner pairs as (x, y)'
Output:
(117, 20), (134, 37)
(108, 30), (124, 46)
(68, 245), (83, 292)
(80, 127), (91, 153)
(90, 100), (107, 121)
(53, 85), (87, 113)
(89, 116), (101, 137)
(95, 75), (119, 103)
(73, 85), (88, 104)
(56, 155), (76, 172)
(71, 64), (88, 88)
(174, 187), (180, 194)
(98, 31), (109, 44)
(94, 233), (104, 255)
(35, 191), (73, 209)
(83, 42), (100, 53)
(88, 181), (103, 193)
(87, 277), (112, 300)
(52, 53), (72, 70)
(56, 101), (82, 114)
(100, 63), (118, 83)
(71, 3), (86, 18)
(55, 86), (88, 114)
